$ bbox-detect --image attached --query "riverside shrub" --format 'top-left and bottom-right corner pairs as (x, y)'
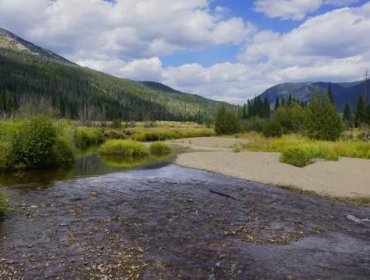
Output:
(11, 116), (57, 168)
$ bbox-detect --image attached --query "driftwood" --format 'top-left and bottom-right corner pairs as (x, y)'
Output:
(209, 189), (241, 201)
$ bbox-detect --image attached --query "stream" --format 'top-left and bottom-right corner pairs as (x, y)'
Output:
(0, 153), (369, 279)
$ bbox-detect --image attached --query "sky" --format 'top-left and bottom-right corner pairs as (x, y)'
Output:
(0, 0), (370, 104)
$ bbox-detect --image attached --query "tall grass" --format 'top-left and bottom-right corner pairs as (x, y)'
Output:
(241, 133), (370, 167)
(98, 140), (149, 158)
(130, 127), (215, 141)
(74, 127), (104, 149)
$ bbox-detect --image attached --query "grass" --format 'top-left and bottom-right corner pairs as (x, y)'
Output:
(150, 142), (170, 155)
(98, 140), (149, 158)
(240, 133), (370, 167)
(129, 127), (215, 141)
(74, 127), (104, 149)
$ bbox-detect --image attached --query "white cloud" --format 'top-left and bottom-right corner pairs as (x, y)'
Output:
(254, 0), (322, 20)
(1, 1), (370, 104)
(0, 0), (254, 59)
(253, 0), (360, 20)
(241, 2), (370, 85)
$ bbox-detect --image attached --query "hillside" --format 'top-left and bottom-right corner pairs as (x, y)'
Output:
(258, 80), (368, 111)
(0, 28), (228, 122)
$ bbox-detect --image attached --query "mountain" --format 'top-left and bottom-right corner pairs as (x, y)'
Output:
(258, 80), (368, 111)
(0, 28), (72, 64)
(0, 28), (229, 122)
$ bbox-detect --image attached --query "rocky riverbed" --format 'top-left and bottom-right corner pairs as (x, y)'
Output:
(1, 162), (370, 279)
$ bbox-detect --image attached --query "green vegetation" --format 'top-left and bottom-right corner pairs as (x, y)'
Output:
(150, 142), (170, 155)
(130, 127), (215, 141)
(0, 192), (10, 220)
(0, 116), (76, 170)
(241, 133), (370, 167)
(11, 116), (57, 168)
(262, 121), (283, 138)
(214, 106), (241, 135)
(304, 94), (343, 141)
(74, 127), (104, 149)
(0, 48), (232, 122)
(98, 140), (148, 158)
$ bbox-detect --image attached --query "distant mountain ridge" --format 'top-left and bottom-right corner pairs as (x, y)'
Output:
(258, 80), (368, 111)
(0, 28), (229, 121)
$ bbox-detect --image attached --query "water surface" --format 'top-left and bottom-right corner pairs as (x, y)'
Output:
(0, 154), (369, 279)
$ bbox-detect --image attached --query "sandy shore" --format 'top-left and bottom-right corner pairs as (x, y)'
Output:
(173, 137), (370, 200)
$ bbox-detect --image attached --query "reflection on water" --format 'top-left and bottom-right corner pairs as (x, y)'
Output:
(0, 153), (174, 189)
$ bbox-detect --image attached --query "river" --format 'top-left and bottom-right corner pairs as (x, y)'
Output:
(0, 153), (369, 279)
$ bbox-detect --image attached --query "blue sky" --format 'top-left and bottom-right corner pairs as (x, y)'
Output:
(1, 0), (370, 103)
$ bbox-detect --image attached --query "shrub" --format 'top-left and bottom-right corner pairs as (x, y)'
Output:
(263, 121), (283, 138)
(150, 142), (170, 155)
(275, 103), (305, 133)
(74, 127), (104, 149)
(240, 117), (269, 133)
(214, 106), (241, 135)
(0, 192), (10, 221)
(98, 140), (149, 158)
(304, 93), (343, 141)
(11, 116), (57, 168)
(280, 147), (313, 167)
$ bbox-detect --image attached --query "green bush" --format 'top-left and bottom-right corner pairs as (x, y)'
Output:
(240, 117), (269, 133)
(150, 142), (170, 155)
(280, 145), (339, 167)
(11, 116), (57, 168)
(263, 121), (283, 138)
(98, 140), (149, 158)
(214, 106), (241, 135)
(304, 94), (343, 141)
(74, 127), (104, 149)
(0, 192), (10, 221)
(280, 147), (314, 167)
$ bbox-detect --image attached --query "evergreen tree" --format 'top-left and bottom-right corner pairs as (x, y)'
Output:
(355, 96), (367, 126)
(304, 93), (343, 141)
(275, 96), (280, 110)
(327, 82), (334, 104)
(343, 102), (354, 127)
(214, 106), (240, 135)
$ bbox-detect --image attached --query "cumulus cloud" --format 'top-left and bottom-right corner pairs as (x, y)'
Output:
(1, 0), (369, 104)
(0, 0), (254, 60)
(254, 0), (360, 20)
(254, 0), (322, 20)
(241, 2), (370, 85)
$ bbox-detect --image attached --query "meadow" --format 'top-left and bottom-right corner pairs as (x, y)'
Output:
(238, 132), (370, 167)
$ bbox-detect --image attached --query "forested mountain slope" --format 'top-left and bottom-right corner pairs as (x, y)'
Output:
(0, 28), (228, 122)
(258, 81), (368, 111)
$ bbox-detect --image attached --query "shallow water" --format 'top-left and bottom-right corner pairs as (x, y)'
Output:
(0, 155), (369, 279)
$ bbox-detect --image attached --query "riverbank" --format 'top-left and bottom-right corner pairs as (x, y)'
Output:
(172, 137), (370, 203)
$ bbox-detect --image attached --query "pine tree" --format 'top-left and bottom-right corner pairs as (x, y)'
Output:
(355, 96), (367, 126)
(275, 96), (280, 110)
(343, 102), (354, 127)
(327, 82), (334, 104)
(304, 93), (343, 141)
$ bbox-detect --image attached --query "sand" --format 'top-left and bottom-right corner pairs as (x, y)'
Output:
(172, 137), (370, 199)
